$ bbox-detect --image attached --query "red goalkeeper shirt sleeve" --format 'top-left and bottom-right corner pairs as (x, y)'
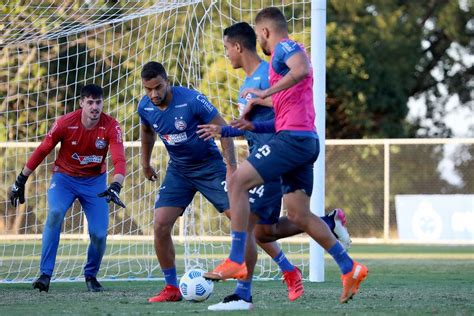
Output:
(25, 120), (62, 171)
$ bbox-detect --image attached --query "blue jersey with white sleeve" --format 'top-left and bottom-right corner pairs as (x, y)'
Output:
(238, 61), (275, 153)
(138, 86), (223, 169)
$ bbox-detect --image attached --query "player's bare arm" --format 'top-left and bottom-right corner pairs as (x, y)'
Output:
(241, 96), (273, 119)
(196, 123), (222, 141)
(230, 118), (255, 131)
(240, 51), (310, 99)
(208, 114), (237, 173)
(140, 123), (158, 181)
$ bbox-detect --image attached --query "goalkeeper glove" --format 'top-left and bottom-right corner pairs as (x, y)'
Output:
(9, 171), (28, 207)
(98, 182), (126, 208)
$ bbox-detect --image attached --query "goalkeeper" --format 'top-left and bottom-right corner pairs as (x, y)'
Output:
(8, 84), (126, 293)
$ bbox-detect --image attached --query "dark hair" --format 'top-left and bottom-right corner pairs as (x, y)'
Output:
(223, 22), (257, 51)
(80, 84), (103, 99)
(255, 7), (288, 32)
(141, 61), (168, 81)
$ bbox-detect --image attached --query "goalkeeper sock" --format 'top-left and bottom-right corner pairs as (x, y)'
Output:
(229, 231), (246, 264)
(273, 250), (294, 272)
(234, 280), (252, 302)
(328, 242), (353, 274)
(162, 267), (178, 287)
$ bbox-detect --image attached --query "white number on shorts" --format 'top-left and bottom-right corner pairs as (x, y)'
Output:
(255, 144), (271, 159)
(249, 185), (265, 198)
(221, 180), (228, 192)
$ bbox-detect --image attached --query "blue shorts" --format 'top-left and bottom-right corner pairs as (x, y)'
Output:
(250, 180), (282, 225)
(155, 160), (229, 212)
(247, 131), (320, 196)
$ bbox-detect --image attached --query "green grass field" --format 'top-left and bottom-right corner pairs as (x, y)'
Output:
(1, 244), (473, 315)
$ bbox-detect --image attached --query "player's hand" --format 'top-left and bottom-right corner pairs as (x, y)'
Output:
(8, 172), (28, 207)
(240, 87), (267, 99)
(197, 124), (222, 141)
(230, 118), (255, 131)
(143, 166), (158, 181)
(98, 182), (126, 208)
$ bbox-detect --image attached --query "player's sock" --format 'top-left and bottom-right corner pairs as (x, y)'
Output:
(320, 214), (335, 231)
(273, 250), (294, 272)
(328, 242), (353, 274)
(234, 280), (252, 302)
(162, 267), (178, 287)
(229, 231), (246, 264)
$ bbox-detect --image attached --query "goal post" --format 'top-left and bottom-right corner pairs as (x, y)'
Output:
(0, 1), (317, 283)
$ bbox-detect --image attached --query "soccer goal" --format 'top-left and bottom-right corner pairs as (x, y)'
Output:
(0, 1), (321, 283)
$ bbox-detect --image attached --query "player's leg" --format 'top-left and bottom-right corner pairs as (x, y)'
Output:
(148, 166), (196, 302)
(78, 173), (109, 292)
(208, 213), (259, 311)
(247, 180), (304, 301)
(33, 173), (76, 292)
(256, 211), (351, 249)
(189, 160), (249, 281)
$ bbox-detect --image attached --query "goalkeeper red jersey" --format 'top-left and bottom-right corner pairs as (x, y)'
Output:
(26, 109), (126, 177)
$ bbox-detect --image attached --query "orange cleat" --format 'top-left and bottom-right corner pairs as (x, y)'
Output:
(148, 284), (182, 302)
(340, 261), (368, 303)
(203, 258), (248, 281)
(282, 267), (304, 301)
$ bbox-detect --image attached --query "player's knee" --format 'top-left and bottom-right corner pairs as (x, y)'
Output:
(46, 209), (65, 228)
(153, 221), (173, 238)
(89, 232), (107, 247)
(287, 209), (305, 227)
(254, 225), (276, 243)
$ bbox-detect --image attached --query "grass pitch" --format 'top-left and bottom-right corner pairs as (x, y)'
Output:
(0, 244), (473, 315)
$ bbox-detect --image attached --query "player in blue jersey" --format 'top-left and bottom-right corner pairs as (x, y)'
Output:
(138, 61), (306, 303)
(205, 8), (368, 308)
(197, 22), (351, 310)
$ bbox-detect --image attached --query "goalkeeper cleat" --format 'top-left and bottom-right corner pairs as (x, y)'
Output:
(328, 208), (352, 250)
(203, 258), (247, 281)
(85, 276), (104, 292)
(32, 274), (51, 293)
(340, 261), (368, 303)
(148, 285), (182, 302)
(282, 267), (304, 301)
(208, 294), (253, 311)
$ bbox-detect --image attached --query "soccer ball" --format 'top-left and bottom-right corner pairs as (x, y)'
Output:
(179, 269), (214, 302)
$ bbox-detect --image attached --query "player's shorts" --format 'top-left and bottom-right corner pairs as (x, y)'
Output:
(155, 159), (229, 212)
(249, 180), (282, 225)
(247, 131), (320, 196)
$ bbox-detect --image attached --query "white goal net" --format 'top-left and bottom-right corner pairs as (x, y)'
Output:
(0, 0), (313, 282)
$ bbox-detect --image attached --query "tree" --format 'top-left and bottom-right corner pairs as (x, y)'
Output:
(326, 0), (473, 138)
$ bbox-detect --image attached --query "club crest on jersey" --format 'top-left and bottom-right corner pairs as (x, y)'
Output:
(95, 139), (107, 149)
(174, 117), (187, 131)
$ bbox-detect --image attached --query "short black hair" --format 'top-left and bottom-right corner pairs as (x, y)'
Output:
(80, 84), (103, 100)
(255, 7), (288, 32)
(141, 61), (168, 81)
(223, 22), (257, 51)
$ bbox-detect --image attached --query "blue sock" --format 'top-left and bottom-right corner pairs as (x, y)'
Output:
(234, 280), (252, 302)
(162, 267), (178, 287)
(229, 231), (246, 264)
(321, 214), (335, 231)
(273, 250), (294, 272)
(328, 242), (353, 274)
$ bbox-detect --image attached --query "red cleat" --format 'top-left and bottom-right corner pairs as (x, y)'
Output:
(340, 261), (368, 303)
(203, 258), (247, 281)
(283, 267), (304, 301)
(148, 284), (182, 302)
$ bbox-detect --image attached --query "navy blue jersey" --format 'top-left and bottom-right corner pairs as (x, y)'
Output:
(138, 86), (223, 169)
(238, 61), (275, 153)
